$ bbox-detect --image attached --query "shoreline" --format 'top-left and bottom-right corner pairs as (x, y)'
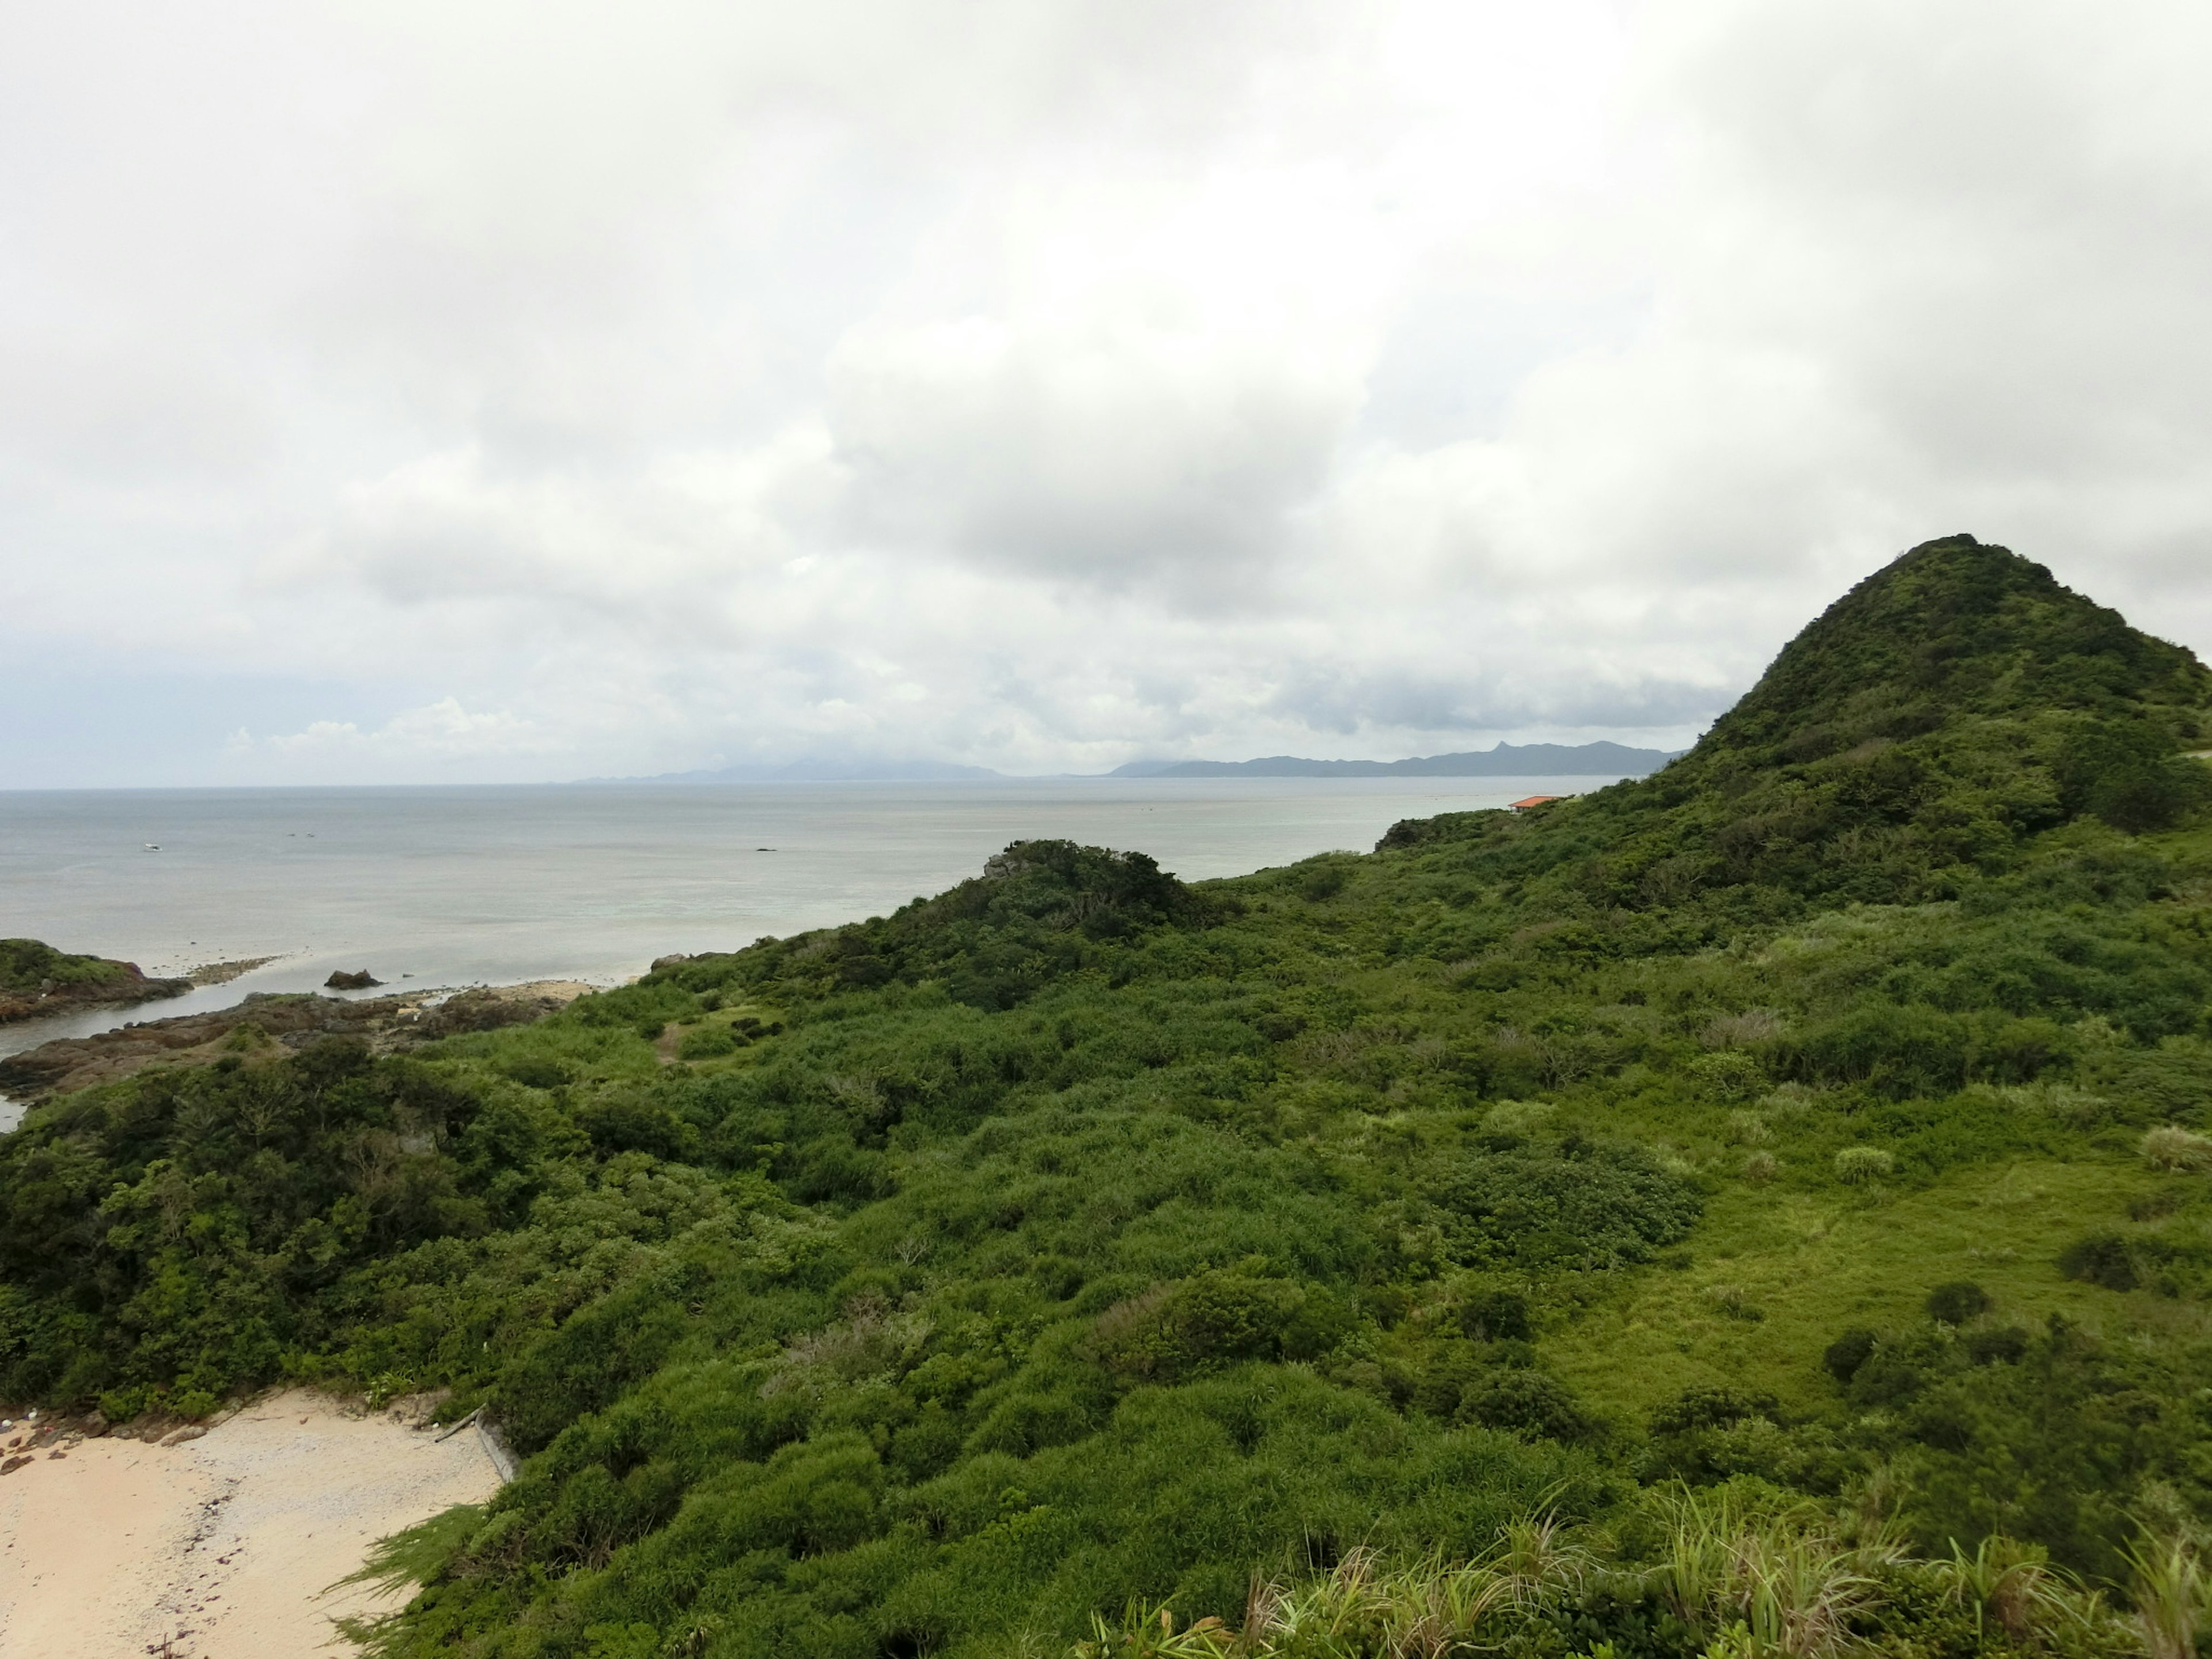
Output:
(0, 1388), (501, 1658)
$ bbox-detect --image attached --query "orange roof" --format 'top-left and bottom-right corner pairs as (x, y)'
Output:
(1509, 795), (1563, 810)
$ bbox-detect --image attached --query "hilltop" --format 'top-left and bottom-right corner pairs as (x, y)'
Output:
(1384, 534), (2212, 903)
(3, 537), (2211, 1659)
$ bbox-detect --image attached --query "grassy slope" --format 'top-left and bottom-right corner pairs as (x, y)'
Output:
(1547, 1156), (2175, 1420)
(5, 537), (2212, 1659)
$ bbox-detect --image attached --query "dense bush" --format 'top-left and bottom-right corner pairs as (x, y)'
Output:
(1925, 1280), (1990, 1324)
(4, 536), (2211, 1657)
(1424, 1143), (1699, 1270)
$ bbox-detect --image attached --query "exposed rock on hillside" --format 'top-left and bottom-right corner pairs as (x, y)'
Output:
(0, 982), (581, 1103)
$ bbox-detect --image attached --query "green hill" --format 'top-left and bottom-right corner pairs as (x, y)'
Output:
(0, 938), (132, 995)
(3, 537), (2211, 1659)
(0, 938), (186, 1023)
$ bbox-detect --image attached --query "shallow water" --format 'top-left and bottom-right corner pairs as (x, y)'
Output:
(0, 775), (1623, 1120)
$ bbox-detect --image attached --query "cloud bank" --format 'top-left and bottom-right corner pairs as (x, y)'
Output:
(6, 0), (2212, 785)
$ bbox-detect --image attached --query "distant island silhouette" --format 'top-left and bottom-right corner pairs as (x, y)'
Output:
(1107, 740), (1679, 778)
(582, 740), (1679, 785)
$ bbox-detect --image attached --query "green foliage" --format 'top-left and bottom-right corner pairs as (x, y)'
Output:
(1089, 1265), (1351, 1383)
(0, 937), (131, 994)
(1832, 1147), (1895, 1184)
(8, 538), (2212, 1655)
(1821, 1329), (1877, 1385)
(2060, 721), (2212, 834)
(2141, 1124), (2212, 1172)
(1426, 1142), (1699, 1270)
(1074, 1501), (2146, 1659)
(2058, 1232), (2140, 1292)
(1925, 1281), (1990, 1325)
(1824, 1309), (2212, 1585)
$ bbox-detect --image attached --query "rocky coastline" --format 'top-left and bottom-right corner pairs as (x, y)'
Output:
(0, 980), (586, 1104)
(0, 942), (192, 1027)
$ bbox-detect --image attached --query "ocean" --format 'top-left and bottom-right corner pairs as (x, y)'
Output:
(0, 774), (1620, 1086)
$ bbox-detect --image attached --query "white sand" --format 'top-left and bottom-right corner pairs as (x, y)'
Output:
(0, 1391), (502, 1658)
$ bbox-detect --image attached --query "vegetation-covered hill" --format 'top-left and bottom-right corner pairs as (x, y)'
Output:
(0, 937), (188, 1024)
(4, 536), (2212, 1659)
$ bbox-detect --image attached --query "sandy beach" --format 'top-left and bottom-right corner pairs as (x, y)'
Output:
(0, 1391), (501, 1658)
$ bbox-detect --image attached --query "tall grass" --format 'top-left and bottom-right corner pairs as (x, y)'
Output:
(1642, 1484), (1892, 1659)
(2123, 1532), (2207, 1659)
(1073, 1498), (2138, 1659)
(1944, 1533), (2100, 1645)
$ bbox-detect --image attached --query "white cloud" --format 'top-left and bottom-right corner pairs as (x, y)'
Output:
(225, 698), (562, 779)
(6, 0), (2212, 785)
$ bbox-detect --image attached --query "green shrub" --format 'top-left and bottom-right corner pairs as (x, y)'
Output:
(1787, 1006), (1972, 1098)
(1690, 1050), (1767, 1103)
(2140, 1124), (2212, 1173)
(1963, 1325), (2030, 1365)
(1477, 1100), (1555, 1138)
(97, 1385), (150, 1423)
(2058, 1232), (2139, 1292)
(575, 1095), (692, 1160)
(495, 1274), (700, 1452)
(1090, 1267), (1348, 1382)
(1457, 1289), (1532, 1343)
(1925, 1281), (1990, 1325)
(1722, 1108), (1770, 1144)
(1648, 1384), (1778, 1435)
(2059, 722), (2212, 833)
(1705, 1284), (1763, 1322)
(1833, 1146), (1895, 1184)
(1823, 1328), (1878, 1384)
(676, 1024), (741, 1060)
(1426, 1143), (1699, 1270)
(1298, 862), (1350, 901)
(1457, 1369), (1592, 1441)
(499, 1054), (574, 1089)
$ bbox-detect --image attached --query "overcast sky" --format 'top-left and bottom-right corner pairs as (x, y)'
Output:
(7, 0), (2212, 786)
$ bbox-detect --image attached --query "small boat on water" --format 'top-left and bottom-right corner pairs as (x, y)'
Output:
(143, 843), (161, 851)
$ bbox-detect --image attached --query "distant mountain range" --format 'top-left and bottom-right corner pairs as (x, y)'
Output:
(1108, 741), (1679, 778)
(584, 740), (1679, 785)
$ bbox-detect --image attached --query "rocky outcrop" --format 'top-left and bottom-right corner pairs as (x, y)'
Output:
(0, 940), (190, 1026)
(188, 956), (280, 987)
(0, 983), (582, 1103)
(324, 969), (382, 990)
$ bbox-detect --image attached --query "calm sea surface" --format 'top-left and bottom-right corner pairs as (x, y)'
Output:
(0, 775), (1618, 1069)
